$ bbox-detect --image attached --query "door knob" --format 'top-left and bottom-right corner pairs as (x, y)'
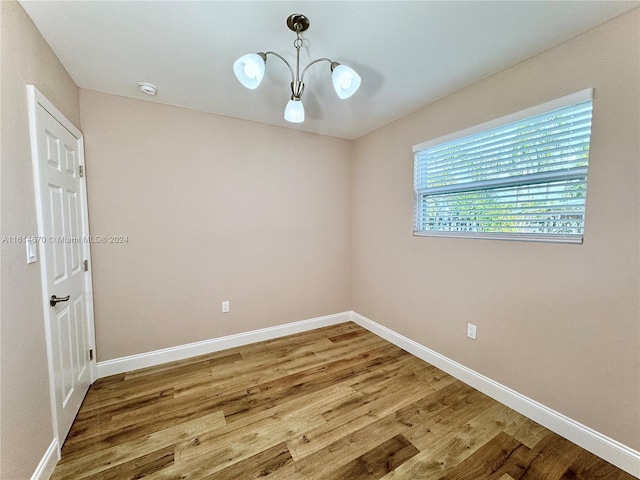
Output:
(50, 295), (70, 307)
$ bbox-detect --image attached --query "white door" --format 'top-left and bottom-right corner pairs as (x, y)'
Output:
(28, 86), (96, 446)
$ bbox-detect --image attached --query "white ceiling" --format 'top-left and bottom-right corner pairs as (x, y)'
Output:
(20, 1), (638, 140)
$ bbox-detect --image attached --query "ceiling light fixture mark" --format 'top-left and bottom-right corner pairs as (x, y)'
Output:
(138, 82), (157, 96)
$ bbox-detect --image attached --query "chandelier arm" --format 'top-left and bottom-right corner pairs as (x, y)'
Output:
(264, 51), (295, 83)
(299, 58), (333, 85)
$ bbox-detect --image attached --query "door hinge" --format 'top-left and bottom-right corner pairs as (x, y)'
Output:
(79, 165), (84, 177)
(83, 259), (89, 272)
(89, 349), (94, 361)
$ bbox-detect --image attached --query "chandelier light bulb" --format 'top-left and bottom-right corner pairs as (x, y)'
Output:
(284, 99), (305, 123)
(331, 64), (361, 99)
(233, 53), (266, 89)
(243, 62), (260, 79)
(337, 75), (352, 90)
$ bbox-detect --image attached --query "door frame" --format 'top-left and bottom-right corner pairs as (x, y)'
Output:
(27, 85), (97, 448)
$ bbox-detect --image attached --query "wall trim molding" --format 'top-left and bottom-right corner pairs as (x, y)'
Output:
(349, 311), (640, 478)
(30, 438), (59, 480)
(96, 311), (351, 378)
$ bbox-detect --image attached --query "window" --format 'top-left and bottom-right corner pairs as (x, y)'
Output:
(413, 89), (593, 244)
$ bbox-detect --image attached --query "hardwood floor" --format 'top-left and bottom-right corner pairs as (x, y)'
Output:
(52, 322), (635, 480)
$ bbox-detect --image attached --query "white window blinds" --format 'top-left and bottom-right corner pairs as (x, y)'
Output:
(413, 89), (593, 243)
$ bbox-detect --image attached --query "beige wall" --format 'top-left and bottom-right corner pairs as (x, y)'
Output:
(351, 10), (640, 450)
(2, 2), (638, 477)
(79, 90), (352, 361)
(0, 1), (82, 478)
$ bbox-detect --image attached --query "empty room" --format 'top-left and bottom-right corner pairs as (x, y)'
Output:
(1, 1), (639, 479)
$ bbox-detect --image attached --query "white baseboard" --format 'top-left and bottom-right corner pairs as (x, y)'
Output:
(94, 309), (638, 477)
(97, 311), (351, 378)
(31, 438), (59, 480)
(350, 311), (640, 478)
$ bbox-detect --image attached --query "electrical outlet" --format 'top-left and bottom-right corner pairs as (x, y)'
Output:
(467, 323), (477, 340)
(222, 300), (230, 313)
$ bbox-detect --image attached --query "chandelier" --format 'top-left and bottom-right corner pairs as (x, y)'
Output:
(233, 13), (361, 123)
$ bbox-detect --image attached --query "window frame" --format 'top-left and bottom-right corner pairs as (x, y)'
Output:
(412, 88), (594, 244)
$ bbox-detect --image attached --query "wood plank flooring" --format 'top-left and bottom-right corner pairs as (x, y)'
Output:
(52, 322), (636, 480)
